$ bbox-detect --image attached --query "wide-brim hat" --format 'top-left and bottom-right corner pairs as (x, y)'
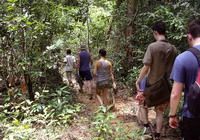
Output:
(80, 45), (87, 50)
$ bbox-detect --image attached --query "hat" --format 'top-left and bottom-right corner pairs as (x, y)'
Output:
(80, 45), (87, 50)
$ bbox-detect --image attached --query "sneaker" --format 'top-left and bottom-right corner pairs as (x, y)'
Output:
(143, 123), (155, 135)
(143, 127), (151, 135)
(154, 133), (161, 140)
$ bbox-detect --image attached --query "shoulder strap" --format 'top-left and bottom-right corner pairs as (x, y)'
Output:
(188, 47), (200, 66)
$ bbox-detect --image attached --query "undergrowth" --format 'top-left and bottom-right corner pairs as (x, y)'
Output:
(0, 86), (82, 140)
(92, 106), (143, 140)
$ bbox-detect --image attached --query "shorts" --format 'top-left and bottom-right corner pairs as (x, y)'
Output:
(155, 101), (169, 112)
(140, 77), (169, 110)
(96, 79), (113, 89)
(79, 70), (92, 81)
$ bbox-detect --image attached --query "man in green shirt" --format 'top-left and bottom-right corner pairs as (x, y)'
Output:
(135, 21), (177, 140)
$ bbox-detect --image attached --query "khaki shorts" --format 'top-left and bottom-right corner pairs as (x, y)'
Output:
(96, 79), (113, 89)
(143, 101), (169, 112)
(155, 101), (169, 112)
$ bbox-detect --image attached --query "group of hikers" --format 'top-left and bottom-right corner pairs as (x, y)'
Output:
(63, 45), (115, 108)
(64, 19), (200, 140)
(136, 19), (200, 140)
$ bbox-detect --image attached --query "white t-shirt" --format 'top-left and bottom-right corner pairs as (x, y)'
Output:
(64, 55), (76, 72)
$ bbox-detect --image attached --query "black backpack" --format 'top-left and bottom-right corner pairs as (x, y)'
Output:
(187, 47), (200, 116)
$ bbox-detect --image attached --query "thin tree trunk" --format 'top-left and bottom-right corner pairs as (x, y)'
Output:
(122, 0), (138, 75)
(87, 0), (90, 51)
(19, 0), (34, 100)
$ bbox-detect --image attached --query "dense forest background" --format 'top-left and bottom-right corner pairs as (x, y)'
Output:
(0, 0), (200, 139)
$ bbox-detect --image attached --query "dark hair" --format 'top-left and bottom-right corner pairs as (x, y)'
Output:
(151, 21), (166, 35)
(66, 49), (71, 54)
(99, 49), (106, 57)
(188, 19), (200, 38)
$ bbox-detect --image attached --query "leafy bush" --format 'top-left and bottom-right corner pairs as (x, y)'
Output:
(0, 86), (82, 139)
(134, 2), (200, 51)
(125, 67), (140, 92)
(92, 106), (143, 140)
(92, 106), (115, 139)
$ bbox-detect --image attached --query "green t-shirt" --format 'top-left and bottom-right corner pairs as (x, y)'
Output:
(143, 40), (177, 85)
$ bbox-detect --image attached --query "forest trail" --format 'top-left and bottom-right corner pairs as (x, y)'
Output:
(60, 79), (181, 140)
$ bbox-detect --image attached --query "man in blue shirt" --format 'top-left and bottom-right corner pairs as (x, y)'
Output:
(77, 45), (93, 99)
(169, 19), (200, 140)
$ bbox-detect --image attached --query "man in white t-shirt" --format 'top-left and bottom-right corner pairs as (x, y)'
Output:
(64, 49), (76, 86)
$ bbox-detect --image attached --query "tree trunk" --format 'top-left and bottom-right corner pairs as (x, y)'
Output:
(24, 73), (34, 101)
(122, 0), (138, 75)
(112, 0), (139, 76)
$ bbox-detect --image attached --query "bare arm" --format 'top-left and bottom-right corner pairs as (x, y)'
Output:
(90, 53), (93, 66)
(135, 65), (150, 91)
(93, 61), (98, 76)
(169, 81), (184, 128)
(109, 62), (114, 82)
(169, 81), (184, 116)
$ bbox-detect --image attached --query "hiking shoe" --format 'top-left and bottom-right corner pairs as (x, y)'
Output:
(142, 127), (152, 135)
(143, 123), (155, 135)
(142, 123), (156, 140)
(154, 133), (161, 140)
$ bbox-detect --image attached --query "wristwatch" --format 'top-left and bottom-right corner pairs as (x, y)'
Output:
(168, 114), (177, 118)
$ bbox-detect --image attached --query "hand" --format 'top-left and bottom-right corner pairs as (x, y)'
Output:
(135, 92), (145, 104)
(169, 117), (179, 128)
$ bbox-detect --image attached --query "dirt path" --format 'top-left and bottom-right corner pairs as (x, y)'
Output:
(60, 79), (181, 140)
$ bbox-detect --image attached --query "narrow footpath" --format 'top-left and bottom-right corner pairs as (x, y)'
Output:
(61, 79), (181, 140)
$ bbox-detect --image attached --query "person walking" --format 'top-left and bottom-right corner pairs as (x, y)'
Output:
(77, 45), (93, 99)
(64, 49), (76, 86)
(135, 21), (177, 140)
(93, 49), (115, 108)
(169, 19), (200, 140)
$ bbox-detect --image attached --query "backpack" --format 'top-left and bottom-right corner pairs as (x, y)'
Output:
(187, 47), (200, 116)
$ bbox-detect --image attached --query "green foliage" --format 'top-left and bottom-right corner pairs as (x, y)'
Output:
(3, 119), (34, 140)
(124, 66), (140, 89)
(92, 106), (115, 139)
(110, 0), (200, 89)
(2, 0), (200, 139)
(0, 86), (82, 139)
(134, 1), (200, 51)
(92, 106), (143, 140)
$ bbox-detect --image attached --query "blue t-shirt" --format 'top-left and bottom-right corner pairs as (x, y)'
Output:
(170, 45), (200, 118)
(79, 50), (91, 71)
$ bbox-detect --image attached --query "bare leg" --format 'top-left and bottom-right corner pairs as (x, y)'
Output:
(96, 88), (104, 105)
(140, 106), (149, 124)
(84, 80), (92, 99)
(66, 72), (72, 85)
(102, 88), (109, 106)
(155, 109), (164, 134)
(68, 72), (73, 86)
